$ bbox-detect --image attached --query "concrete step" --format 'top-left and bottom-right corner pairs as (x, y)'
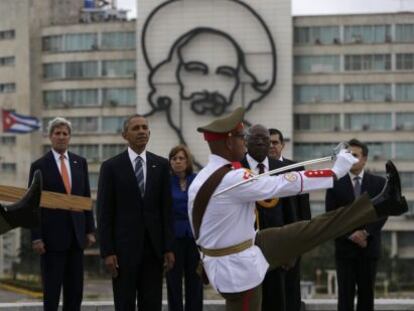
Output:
(0, 299), (414, 310)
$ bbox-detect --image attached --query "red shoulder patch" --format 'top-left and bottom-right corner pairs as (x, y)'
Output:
(304, 170), (334, 178)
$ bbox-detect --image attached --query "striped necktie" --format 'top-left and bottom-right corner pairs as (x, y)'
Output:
(135, 156), (145, 196)
(353, 176), (361, 197)
(60, 155), (71, 194)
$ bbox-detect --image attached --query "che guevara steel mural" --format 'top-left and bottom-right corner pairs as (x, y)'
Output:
(141, 0), (277, 148)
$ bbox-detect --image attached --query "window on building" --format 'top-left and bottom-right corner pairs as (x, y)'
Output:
(67, 117), (99, 133)
(344, 113), (392, 131)
(43, 90), (65, 108)
(294, 55), (340, 73)
(43, 63), (64, 79)
(294, 114), (340, 131)
(43, 33), (98, 52)
(102, 116), (126, 133)
(344, 25), (391, 43)
(396, 54), (414, 70)
(344, 54), (391, 71)
(70, 144), (99, 162)
(102, 88), (136, 107)
(294, 26), (340, 45)
(0, 83), (16, 93)
(344, 84), (391, 102)
(294, 84), (340, 104)
(396, 84), (414, 101)
(42, 35), (64, 52)
(0, 56), (15, 66)
(101, 31), (135, 50)
(66, 89), (99, 107)
(1, 163), (16, 173)
(65, 61), (98, 78)
(366, 142), (391, 161)
(102, 144), (126, 159)
(395, 142), (414, 160)
(0, 136), (16, 145)
(400, 172), (414, 189)
(396, 113), (414, 130)
(101, 60), (135, 77)
(294, 142), (338, 161)
(65, 33), (97, 51)
(396, 24), (414, 42)
(89, 172), (99, 190)
(0, 29), (15, 40)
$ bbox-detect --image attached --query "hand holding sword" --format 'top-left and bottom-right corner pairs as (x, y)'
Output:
(214, 142), (357, 197)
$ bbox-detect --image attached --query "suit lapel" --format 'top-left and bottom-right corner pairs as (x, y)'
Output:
(119, 151), (141, 196)
(342, 175), (355, 199)
(68, 152), (80, 195)
(144, 152), (156, 197)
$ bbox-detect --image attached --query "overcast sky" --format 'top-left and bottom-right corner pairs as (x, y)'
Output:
(117, 0), (414, 18)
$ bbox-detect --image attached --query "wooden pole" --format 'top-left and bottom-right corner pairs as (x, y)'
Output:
(0, 185), (92, 211)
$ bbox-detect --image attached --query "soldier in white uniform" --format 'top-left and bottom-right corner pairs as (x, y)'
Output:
(188, 107), (408, 311)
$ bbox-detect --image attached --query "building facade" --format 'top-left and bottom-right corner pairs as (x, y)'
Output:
(293, 13), (414, 261)
(0, 0), (135, 276)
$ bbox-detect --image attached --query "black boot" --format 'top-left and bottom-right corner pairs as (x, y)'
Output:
(0, 170), (42, 235)
(371, 160), (408, 217)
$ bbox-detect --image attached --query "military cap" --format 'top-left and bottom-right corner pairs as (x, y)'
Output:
(197, 107), (245, 141)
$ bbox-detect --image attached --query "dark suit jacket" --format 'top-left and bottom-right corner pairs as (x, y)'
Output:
(240, 156), (311, 229)
(325, 172), (387, 259)
(29, 151), (95, 251)
(97, 150), (173, 260)
(280, 158), (311, 223)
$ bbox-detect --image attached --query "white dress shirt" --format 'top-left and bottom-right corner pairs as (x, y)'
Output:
(127, 147), (147, 185)
(349, 170), (364, 187)
(51, 148), (72, 188)
(188, 154), (333, 293)
(246, 154), (269, 174)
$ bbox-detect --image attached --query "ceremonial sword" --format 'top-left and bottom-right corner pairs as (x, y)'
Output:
(213, 142), (349, 197)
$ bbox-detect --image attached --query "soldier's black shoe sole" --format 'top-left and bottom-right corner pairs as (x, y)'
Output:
(373, 161), (408, 217)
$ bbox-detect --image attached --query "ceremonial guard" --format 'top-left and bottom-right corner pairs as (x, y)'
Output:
(188, 107), (407, 311)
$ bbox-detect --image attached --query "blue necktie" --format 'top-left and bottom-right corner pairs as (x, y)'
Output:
(135, 156), (145, 196)
(353, 176), (361, 197)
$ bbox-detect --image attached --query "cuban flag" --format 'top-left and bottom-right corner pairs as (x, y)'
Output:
(2, 109), (41, 134)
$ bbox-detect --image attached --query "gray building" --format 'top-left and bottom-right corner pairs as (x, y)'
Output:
(0, 0), (135, 276)
(293, 13), (414, 262)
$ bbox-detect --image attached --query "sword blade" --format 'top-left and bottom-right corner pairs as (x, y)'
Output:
(213, 156), (333, 197)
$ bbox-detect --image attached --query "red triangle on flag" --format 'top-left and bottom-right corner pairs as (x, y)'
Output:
(2, 109), (16, 132)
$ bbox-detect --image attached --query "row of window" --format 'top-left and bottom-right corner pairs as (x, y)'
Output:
(42, 31), (135, 53)
(294, 142), (414, 162)
(42, 116), (127, 134)
(294, 54), (414, 73)
(294, 24), (414, 45)
(0, 30), (15, 40)
(43, 88), (135, 108)
(0, 163), (16, 173)
(0, 83), (16, 93)
(294, 112), (414, 131)
(0, 136), (16, 145)
(43, 60), (135, 79)
(0, 56), (14, 66)
(294, 83), (414, 103)
(311, 200), (414, 216)
(42, 143), (126, 163)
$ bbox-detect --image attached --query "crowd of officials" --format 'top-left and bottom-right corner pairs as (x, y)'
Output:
(28, 113), (391, 311)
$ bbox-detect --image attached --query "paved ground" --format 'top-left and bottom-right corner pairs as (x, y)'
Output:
(0, 278), (222, 303)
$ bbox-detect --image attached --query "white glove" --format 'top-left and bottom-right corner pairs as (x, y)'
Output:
(332, 149), (359, 179)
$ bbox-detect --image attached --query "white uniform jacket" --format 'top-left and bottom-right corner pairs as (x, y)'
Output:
(188, 154), (334, 293)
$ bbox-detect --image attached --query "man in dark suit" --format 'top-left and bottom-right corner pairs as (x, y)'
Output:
(241, 125), (310, 311)
(269, 128), (311, 311)
(326, 138), (387, 311)
(97, 114), (175, 311)
(30, 117), (95, 311)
